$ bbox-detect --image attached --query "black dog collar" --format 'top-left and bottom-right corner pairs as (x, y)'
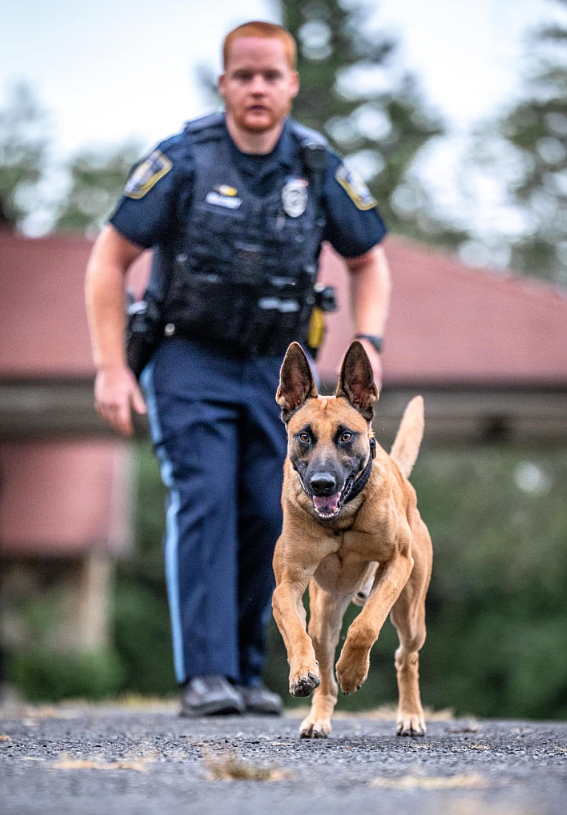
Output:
(344, 437), (376, 504)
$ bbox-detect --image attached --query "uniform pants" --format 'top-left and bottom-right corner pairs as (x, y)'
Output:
(141, 337), (287, 686)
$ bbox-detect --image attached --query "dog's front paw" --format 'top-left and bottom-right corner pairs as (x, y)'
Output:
(336, 648), (370, 695)
(299, 715), (331, 739)
(290, 669), (320, 698)
(396, 710), (426, 737)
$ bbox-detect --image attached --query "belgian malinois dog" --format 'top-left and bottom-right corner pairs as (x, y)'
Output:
(272, 340), (432, 738)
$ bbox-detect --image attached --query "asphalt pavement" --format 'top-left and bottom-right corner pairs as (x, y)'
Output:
(1, 702), (566, 815)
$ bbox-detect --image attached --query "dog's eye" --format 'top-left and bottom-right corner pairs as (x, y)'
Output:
(341, 432), (353, 443)
(298, 432), (310, 444)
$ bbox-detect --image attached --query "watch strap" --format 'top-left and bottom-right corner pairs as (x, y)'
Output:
(354, 333), (384, 353)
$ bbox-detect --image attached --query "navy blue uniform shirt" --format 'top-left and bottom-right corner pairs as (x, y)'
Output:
(110, 115), (387, 259)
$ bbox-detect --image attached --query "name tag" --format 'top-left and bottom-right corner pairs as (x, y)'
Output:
(258, 297), (300, 313)
(206, 191), (242, 209)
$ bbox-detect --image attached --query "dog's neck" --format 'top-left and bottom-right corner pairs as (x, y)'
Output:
(343, 438), (376, 505)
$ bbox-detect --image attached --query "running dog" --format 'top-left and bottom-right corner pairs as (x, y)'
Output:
(272, 340), (432, 738)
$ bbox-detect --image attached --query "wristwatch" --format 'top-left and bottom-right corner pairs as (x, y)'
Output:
(354, 333), (384, 354)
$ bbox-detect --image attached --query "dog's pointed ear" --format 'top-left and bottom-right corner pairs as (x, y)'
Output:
(336, 340), (379, 421)
(277, 342), (318, 423)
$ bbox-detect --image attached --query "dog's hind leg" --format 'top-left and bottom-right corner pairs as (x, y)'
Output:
(390, 527), (432, 736)
(300, 581), (351, 739)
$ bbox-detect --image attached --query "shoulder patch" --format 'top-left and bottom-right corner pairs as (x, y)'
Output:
(335, 163), (377, 211)
(124, 150), (172, 199)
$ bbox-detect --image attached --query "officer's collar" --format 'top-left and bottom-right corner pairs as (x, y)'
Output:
(222, 115), (296, 170)
(276, 118), (296, 170)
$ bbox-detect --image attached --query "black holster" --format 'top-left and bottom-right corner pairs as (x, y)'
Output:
(126, 295), (162, 379)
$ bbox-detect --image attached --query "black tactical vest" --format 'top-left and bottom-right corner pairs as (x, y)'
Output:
(161, 114), (328, 356)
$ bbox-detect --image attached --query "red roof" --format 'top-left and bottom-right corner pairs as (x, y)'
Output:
(2, 232), (566, 385)
(317, 239), (567, 386)
(0, 233), (147, 378)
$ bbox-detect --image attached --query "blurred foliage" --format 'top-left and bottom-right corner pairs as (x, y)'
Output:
(112, 441), (176, 695)
(10, 648), (124, 703)
(112, 440), (567, 720)
(112, 576), (176, 695)
(495, 0), (567, 284)
(411, 446), (567, 719)
(3, 564), (132, 702)
(53, 143), (141, 236)
(465, 0), (567, 283)
(0, 81), (51, 227)
(7, 439), (567, 718)
(280, 0), (469, 249)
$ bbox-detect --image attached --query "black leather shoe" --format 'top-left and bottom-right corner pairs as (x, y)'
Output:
(236, 684), (283, 715)
(180, 676), (244, 717)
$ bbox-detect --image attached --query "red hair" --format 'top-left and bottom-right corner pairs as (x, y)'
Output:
(222, 21), (297, 70)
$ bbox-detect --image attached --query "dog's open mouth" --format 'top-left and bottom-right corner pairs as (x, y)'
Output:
(311, 478), (354, 521)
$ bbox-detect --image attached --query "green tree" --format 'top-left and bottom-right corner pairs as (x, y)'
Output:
(280, 0), (469, 248)
(0, 81), (51, 227)
(504, 4), (567, 284)
(473, 0), (567, 283)
(54, 142), (141, 235)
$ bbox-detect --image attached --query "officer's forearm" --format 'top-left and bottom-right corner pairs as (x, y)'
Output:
(85, 226), (142, 371)
(345, 244), (391, 337)
(86, 262), (127, 370)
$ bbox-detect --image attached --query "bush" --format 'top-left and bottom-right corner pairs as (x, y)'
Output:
(267, 445), (567, 719)
(108, 441), (567, 721)
(112, 574), (176, 696)
(9, 648), (125, 703)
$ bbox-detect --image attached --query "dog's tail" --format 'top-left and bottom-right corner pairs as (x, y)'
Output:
(389, 396), (424, 478)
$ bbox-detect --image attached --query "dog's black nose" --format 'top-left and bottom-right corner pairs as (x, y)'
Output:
(309, 472), (338, 496)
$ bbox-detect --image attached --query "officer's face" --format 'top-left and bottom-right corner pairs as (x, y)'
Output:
(219, 37), (299, 135)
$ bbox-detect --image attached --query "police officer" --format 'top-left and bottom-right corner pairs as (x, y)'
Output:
(85, 21), (391, 717)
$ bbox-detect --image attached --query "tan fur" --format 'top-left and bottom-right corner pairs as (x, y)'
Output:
(390, 395), (424, 478)
(272, 344), (433, 739)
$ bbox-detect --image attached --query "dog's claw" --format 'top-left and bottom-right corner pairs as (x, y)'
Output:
(397, 726), (425, 737)
(340, 682), (362, 696)
(299, 717), (331, 739)
(290, 672), (320, 698)
(396, 716), (426, 737)
(300, 727), (328, 739)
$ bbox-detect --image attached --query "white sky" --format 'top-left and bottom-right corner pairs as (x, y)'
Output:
(0, 0), (561, 241)
(1, 0), (553, 155)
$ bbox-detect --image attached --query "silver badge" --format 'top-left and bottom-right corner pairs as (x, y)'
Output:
(282, 178), (308, 218)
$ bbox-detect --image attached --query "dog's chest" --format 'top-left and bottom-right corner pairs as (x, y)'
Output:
(314, 546), (372, 596)
(313, 524), (397, 595)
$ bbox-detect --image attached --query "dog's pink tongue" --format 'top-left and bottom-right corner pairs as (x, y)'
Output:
(313, 493), (341, 516)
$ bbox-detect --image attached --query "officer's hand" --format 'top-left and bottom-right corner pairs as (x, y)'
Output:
(356, 338), (383, 393)
(94, 364), (147, 437)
